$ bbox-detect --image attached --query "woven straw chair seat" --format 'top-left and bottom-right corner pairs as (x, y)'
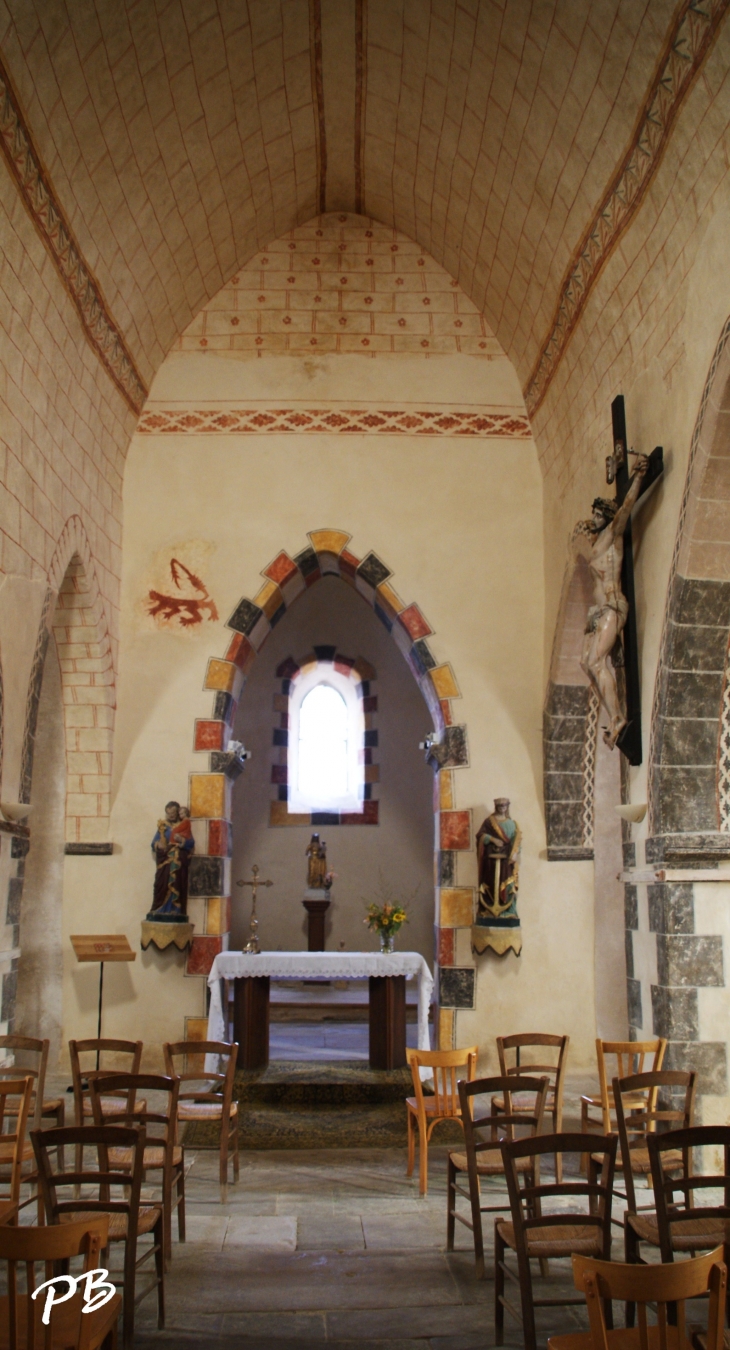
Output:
(491, 1091), (557, 1112)
(108, 1145), (183, 1169)
(82, 1097), (147, 1117)
(449, 1150), (531, 1175)
(497, 1220), (605, 1257)
(593, 1146), (682, 1174)
(629, 1212), (730, 1250)
(62, 1205), (161, 1239)
(177, 1101), (237, 1120)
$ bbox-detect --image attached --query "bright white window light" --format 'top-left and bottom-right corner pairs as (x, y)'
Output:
(299, 685), (348, 802)
(288, 666), (364, 813)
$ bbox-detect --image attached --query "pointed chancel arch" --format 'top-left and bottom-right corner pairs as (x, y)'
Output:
(184, 529), (471, 1049)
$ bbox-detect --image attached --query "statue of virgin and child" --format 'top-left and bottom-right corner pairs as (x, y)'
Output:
(148, 800), (195, 921)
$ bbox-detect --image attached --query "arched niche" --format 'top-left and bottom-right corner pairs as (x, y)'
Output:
(229, 576), (435, 960)
(648, 315), (730, 858)
(11, 522), (116, 1057)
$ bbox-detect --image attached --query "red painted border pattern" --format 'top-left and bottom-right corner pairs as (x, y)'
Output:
(524, 0), (730, 418)
(0, 56), (147, 415)
(138, 408), (531, 437)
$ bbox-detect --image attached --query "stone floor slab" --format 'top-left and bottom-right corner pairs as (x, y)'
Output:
(225, 1214), (298, 1249)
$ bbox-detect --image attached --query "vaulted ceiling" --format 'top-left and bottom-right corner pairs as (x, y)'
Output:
(0, 0), (693, 402)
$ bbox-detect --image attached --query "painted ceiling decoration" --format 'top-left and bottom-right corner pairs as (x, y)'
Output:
(0, 1), (726, 432)
(523, 0), (730, 417)
(0, 54), (147, 414)
(174, 214), (502, 359)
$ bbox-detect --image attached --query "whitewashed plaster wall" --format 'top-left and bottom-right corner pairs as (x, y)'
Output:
(51, 348), (602, 1071)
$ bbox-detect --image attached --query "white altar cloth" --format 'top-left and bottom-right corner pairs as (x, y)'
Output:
(206, 950), (434, 1070)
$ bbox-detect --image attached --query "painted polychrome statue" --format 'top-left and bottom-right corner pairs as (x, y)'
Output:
(472, 798), (522, 957)
(150, 801), (194, 919)
(305, 833), (331, 891)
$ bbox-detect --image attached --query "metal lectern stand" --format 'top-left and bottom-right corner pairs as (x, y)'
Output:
(70, 935), (136, 1068)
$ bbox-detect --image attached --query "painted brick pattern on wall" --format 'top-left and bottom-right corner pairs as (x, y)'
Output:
(176, 214), (502, 358)
(533, 23), (730, 490)
(0, 0), (320, 381)
(51, 557), (115, 844)
(0, 161), (132, 656)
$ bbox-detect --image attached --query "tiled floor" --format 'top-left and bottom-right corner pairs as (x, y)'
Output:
(134, 1145), (613, 1350)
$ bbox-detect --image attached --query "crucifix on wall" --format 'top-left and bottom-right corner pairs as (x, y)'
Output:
(572, 396), (663, 766)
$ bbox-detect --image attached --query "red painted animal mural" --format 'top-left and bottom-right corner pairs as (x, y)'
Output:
(148, 558), (219, 627)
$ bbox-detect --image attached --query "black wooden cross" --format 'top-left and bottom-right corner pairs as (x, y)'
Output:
(611, 395), (663, 765)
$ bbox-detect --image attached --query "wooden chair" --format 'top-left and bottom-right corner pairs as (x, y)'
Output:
(447, 1073), (549, 1278)
(89, 1073), (185, 1268)
(548, 1246), (727, 1350)
(648, 1125), (730, 1271)
(163, 1041), (238, 1202)
(0, 1214), (121, 1350)
(69, 1041), (146, 1175)
(0, 1037), (65, 1221)
(495, 1132), (618, 1350)
(405, 1046), (478, 1197)
(32, 1123), (165, 1350)
(581, 1039), (666, 1145)
(614, 1071), (696, 1268)
(0, 1077), (34, 1212)
(493, 1033), (570, 1181)
(0, 1035), (65, 1131)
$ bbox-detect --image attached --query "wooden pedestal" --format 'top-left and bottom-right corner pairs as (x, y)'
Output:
(302, 898), (330, 951)
(233, 975), (270, 1070)
(368, 975), (406, 1069)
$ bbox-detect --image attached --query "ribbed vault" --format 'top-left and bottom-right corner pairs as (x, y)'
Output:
(0, 0), (683, 395)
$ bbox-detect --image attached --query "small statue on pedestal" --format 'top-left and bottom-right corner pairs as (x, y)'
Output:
(305, 834), (332, 891)
(141, 800), (195, 952)
(472, 798), (522, 957)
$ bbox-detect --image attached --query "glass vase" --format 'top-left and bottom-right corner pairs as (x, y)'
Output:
(379, 932), (395, 954)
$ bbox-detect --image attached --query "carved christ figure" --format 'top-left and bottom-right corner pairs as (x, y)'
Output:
(572, 454), (648, 749)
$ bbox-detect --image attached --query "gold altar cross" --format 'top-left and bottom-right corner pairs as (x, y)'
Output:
(236, 864), (274, 954)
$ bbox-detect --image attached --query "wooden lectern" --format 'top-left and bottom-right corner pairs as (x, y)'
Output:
(70, 935), (136, 1064)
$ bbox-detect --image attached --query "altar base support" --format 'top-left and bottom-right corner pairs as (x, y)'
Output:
(233, 975), (270, 1070)
(369, 975), (406, 1069)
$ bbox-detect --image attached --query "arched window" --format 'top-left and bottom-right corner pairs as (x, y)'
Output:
(288, 666), (364, 813)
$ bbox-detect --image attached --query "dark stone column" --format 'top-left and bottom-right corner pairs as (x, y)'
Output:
(647, 881), (727, 1101)
(544, 683), (593, 860)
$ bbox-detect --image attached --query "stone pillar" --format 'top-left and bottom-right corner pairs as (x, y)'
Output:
(625, 840), (728, 1123)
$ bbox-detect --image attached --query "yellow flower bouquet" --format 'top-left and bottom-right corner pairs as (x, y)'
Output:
(364, 901), (408, 953)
